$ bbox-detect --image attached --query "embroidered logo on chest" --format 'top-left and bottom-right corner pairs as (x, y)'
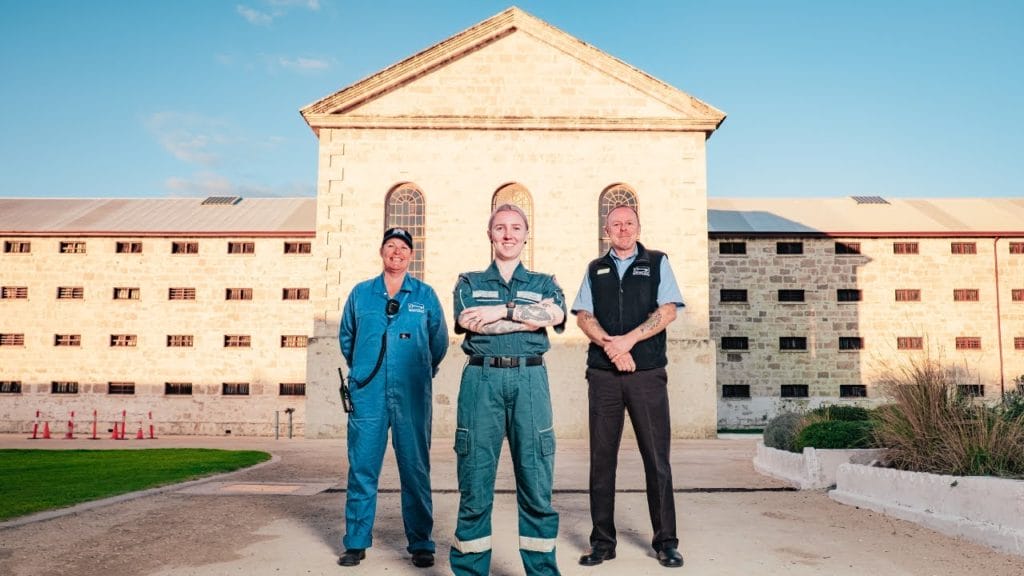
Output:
(632, 266), (651, 277)
(407, 302), (425, 313)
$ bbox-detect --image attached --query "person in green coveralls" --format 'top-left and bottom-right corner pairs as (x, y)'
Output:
(450, 203), (566, 576)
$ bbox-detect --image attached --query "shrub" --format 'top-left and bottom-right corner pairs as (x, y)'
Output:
(794, 420), (876, 451)
(807, 404), (871, 422)
(763, 412), (806, 452)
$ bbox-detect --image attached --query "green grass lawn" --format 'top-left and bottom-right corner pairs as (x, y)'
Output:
(0, 448), (270, 521)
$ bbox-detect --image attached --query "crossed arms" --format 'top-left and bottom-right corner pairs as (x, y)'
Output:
(458, 298), (565, 335)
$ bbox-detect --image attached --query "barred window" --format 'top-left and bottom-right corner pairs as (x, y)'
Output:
(2, 286), (28, 299)
(776, 242), (803, 255)
(167, 335), (194, 347)
(279, 383), (306, 396)
(224, 335), (251, 348)
(839, 337), (863, 350)
(895, 289), (921, 302)
(110, 334), (137, 347)
(835, 242), (861, 255)
(780, 384), (809, 398)
(721, 337), (749, 350)
(897, 337), (923, 350)
(598, 184), (638, 256)
(720, 289), (748, 303)
(57, 286), (84, 299)
(51, 381), (78, 394)
(284, 241), (311, 254)
(719, 241), (746, 255)
(226, 288), (253, 300)
(385, 183), (426, 279)
(840, 385), (867, 398)
(893, 242), (919, 254)
(108, 382), (135, 395)
(60, 241), (87, 254)
(1, 333), (25, 346)
(113, 287), (140, 300)
(721, 384), (750, 399)
(951, 242), (976, 255)
(0, 381), (21, 394)
(282, 288), (309, 301)
(780, 337), (807, 351)
(4, 240), (31, 253)
(955, 337), (981, 350)
(169, 287), (196, 300)
(953, 289), (979, 302)
(165, 382), (193, 395)
(1010, 242), (1024, 255)
(778, 289), (805, 302)
(1012, 289), (1024, 302)
(223, 382), (250, 396)
(228, 241), (255, 254)
(837, 289), (862, 302)
(492, 183), (534, 268)
(55, 334), (81, 347)
(957, 384), (984, 398)
(115, 241), (142, 254)
(281, 335), (308, 348)
(171, 241), (199, 254)
(1015, 337), (1024, 350)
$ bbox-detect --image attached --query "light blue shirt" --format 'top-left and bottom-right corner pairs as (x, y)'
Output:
(571, 246), (684, 314)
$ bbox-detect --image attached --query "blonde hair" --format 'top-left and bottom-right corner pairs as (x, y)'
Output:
(488, 203), (529, 231)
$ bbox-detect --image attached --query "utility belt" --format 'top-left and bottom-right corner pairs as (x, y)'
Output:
(468, 355), (544, 368)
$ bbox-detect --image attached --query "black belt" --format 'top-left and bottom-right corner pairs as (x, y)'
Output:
(468, 355), (543, 368)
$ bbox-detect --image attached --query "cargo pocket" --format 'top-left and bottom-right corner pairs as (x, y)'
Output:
(454, 427), (470, 456)
(539, 426), (556, 457)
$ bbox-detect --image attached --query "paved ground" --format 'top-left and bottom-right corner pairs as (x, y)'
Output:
(2, 434), (1023, 575)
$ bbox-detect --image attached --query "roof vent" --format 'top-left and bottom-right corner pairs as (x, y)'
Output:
(201, 196), (243, 206)
(851, 196), (889, 205)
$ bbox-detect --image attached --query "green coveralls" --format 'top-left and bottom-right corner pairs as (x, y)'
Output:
(451, 262), (566, 576)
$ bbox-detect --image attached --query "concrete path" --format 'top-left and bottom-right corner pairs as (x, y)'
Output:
(1, 434), (1022, 576)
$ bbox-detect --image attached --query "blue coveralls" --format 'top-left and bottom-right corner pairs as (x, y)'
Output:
(339, 273), (448, 553)
(450, 262), (566, 576)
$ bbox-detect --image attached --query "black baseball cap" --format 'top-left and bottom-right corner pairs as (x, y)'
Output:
(382, 227), (414, 249)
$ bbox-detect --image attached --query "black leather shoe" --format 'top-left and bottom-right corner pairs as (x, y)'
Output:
(657, 547), (684, 568)
(337, 549), (366, 567)
(411, 550), (434, 568)
(579, 548), (616, 566)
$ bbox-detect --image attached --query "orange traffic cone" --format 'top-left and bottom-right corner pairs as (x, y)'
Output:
(42, 421), (51, 439)
(111, 422), (120, 439)
(136, 426), (144, 439)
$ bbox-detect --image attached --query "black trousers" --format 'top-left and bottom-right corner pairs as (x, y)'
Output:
(586, 366), (677, 552)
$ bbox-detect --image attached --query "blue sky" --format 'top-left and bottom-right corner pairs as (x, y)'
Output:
(1, 0), (1021, 199)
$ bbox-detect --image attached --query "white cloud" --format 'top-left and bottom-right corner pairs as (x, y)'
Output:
(268, 0), (320, 10)
(146, 112), (229, 167)
(237, 4), (273, 25)
(278, 56), (330, 71)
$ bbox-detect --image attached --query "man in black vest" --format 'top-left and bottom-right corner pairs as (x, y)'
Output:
(571, 205), (685, 569)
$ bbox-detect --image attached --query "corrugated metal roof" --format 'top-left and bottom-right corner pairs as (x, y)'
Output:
(0, 198), (316, 236)
(708, 197), (1024, 236)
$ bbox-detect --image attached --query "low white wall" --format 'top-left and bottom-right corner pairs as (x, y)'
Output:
(830, 464), (1024, 556)
(753, 441), (885, 490)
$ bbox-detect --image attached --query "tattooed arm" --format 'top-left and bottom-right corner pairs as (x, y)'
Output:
(459, 298), (564, 334)
(600, 303), (678, 362)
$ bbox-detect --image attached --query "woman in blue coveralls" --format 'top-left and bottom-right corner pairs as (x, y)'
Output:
(338, 227), (448, 569)
(451, 204), (567, 576)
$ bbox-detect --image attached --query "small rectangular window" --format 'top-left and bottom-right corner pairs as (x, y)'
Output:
(781, 384), (809, 398)
(279, 382), (306, 396)
(1, 333), (26, 346)
(953, 289), (979, 302)
(719, 241), (746, 255)
(168, 287), (196, 300)
(835, 242), (861, 255)
(721, 384), (750, 399)
(228, 242), (255, 254)
(223, 382), (250, 396)
(955, 337), (981, 350)
(957, 384), (984, 398)
(895, 289), (921, 302)
(165, 382), (193, 395)
(776, 242), (803, 255)
(721, 337), (749, 350)
(839, 336), (863, 350)
(726, 353), (743, 362)
(167, 334), (194, 347)
(54, 334), (81, 347)
(779, 337), (807, 351)
(893, 242), (919, 254)
(840, 385), (867, 398)
(226, 288), (253, 301)
(108, 382), (135, 395)
(284, 241), (311, 254)
(110, 334), (138, 347)
(951, 242), (977, 255)
(3, 240), (31, 253)
(719, 289), (748, 303)
(0, 380), (22, 394)
(57, 286), (84, 299)
(281, 335), (309, 348)
(837, 289), (862, 302)
(1012, 289), (1024, 302)
(1010, 242), (1024, 255)
(1015, 337), (1024, 350)
(171, 241), (199, 254)
(282, 288), (310, 301)
(51, 381), (79, 394)
(113, 287), (140, 300)
(115, 241), (143, 254)
(60, 241), (87, 254)
(224, 335), (251, 348)
(778, 289), (805, 302)
(1, 286), (28, 299)
(897, 337), (923, 350)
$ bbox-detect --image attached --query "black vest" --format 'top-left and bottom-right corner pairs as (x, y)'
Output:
(586, 242), (667, 371)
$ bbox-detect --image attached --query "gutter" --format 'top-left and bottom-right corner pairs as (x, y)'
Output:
(994, 237), (1005, 397)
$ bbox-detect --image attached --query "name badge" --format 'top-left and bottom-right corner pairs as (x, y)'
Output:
(596, 267), (611, 275)
(516, 290), (542, 302)
(407, 303), (425, 313)
(472, 290), (500, 299)
(633, 266), (651, 277)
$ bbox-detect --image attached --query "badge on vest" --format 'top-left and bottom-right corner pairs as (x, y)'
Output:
(633, 266), (651, 277)
(596, 267), (611, 275)
(407, 302), (425, 313)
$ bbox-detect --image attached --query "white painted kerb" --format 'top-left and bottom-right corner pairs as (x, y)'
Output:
(753, 440), (885, 490)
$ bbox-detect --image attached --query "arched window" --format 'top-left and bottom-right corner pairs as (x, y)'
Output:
(491, 183), (534, 269)
(598, 184), (638, 255)
(384, 183), (425, 279)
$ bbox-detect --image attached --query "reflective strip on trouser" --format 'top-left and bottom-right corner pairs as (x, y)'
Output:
(452, 535), (492, 554)
(451, 362), (560, 576)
